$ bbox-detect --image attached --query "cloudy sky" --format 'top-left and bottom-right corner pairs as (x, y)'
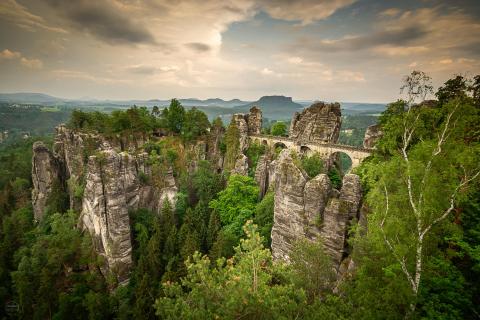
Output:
(0, 0), (479, 102)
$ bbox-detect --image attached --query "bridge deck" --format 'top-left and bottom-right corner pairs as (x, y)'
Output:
(249, 134), (373, 153)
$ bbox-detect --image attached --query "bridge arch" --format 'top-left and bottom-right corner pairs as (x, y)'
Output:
(300, 145), (313, 156)
(330, 151), (353, 174)
(274, 142), (288, 151)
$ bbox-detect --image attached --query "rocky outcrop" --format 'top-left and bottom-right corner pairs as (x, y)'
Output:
(53, 125), (97, 212)
(363, 124), (383, 149)
(254, 155), (270, 198)
(32, 125), (180, 284)
(289, 102), (341, 143)
(271, 150), (308, 261)
(232, 114), (249, 152)
(271, 149), (362, 270)
(232, 154), (249, 176)
(32, 141), (64, 221)
(80, 149), (136, 283)
(254, 154), (277, 198)
(232, 106), (263, 151)
(207, 123), (226, 171)
(320, 174), (362, 266)
(246, 106), (262, 135)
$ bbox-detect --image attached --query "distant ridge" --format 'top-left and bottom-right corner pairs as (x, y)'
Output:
(0, 92), (386, 119)
(0, 92), (65, 104)
(0, 92), (249, 108)
(232, 95), (304, 119)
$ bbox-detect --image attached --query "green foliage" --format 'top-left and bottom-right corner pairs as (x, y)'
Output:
(126, 200), (188, 318)
(352, 92), (480, 317)
(182, 107), (210, 141)
(245, 141), (266, 175)
(254, 191), (274, 247)
(338, 115), (378, 147)
(155, 221), (307, 319)
(209, 175), (259, 238)
(328, 167), (342, 189)
(162, 99), (185, 134)
(271, 121), (288, 136)
(436, 75), (469, 105)
(68, 177), (86, 200)
(192, 160), (224, 203)
(68, 106), (158, 135)
(289, 239), (335, 302)
(11, 210), (111, 319)
(138, 171), (149, 185)
(0, 104), (70, 140)
(224, 120), (240, 171)
(301, 153), (324, 178)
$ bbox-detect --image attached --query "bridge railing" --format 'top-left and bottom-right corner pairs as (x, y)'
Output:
(249, 134), (373, 153)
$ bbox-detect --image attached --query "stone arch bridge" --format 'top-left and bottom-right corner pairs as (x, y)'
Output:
(249, 134), (373, 169)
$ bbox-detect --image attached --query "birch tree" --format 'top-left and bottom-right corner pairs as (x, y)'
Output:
(366, 71), (480, 316)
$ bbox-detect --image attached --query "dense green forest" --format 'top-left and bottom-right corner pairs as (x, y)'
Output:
(0, 73), (479, 319)
(0, 104), (71, 142)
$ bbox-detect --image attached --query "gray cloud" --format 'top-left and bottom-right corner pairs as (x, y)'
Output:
(258, 0), (356, 24)
(126, 64), (179, 75)
(127, 65), (157, 75)
(43, 0), (155, 45)
(185, 42), (211, 52)
(297, 25), (428, 53)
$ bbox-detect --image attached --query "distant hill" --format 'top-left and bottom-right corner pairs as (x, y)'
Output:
(0, 92), (386, 120)
(340, 102), (386, 115)
(232, 95), (303, 120)
(0, 93), (65, 104)
(0, 93), (248, 109)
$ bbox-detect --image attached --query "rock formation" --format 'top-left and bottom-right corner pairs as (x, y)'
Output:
(271, 149), (362, 270)
(80, 149), (136, 283)
(289, 102), (341, 143)
(246, 106), (262, 135)
(271, 150), (309, 261)
(363, 124), (383, 149)
(32, 125), (180, 283)
(232, 154), (249, 176)
(254, 154), (277, 198)
(232, 106), (263, 152)
(232, 114), (249, 153)
(32, 141), (64, 221)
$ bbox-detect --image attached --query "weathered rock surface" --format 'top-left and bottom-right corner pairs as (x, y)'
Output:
(271, 150), (308, 261)
(363, 124), (383, 149)
(254, 154), (278, 199)
(320, 174), (361, 266)
(254, 155), (270, 198)
(232, 154), (249, 176)
(246, 106), (262, 135)
(232, 114), (249, 152)
(32, 125), (180, 283)
(32, 141), (64, 221)
(289, 102), (341, 143)
(207, 123), (225, 171)
(80, 149), (136, 283)
(271, 149), (362, 270)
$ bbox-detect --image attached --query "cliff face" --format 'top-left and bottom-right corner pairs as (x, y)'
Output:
(246, 106), (262, 135)
(289, 102), (342, 143)
(271, 149), (362, 270)
(363, 124), (383, 149)
(231, 107), (263, 175)
(80, 149), (135, 283)
(32, 141), (64, 221)
(32, 125), (179, 283)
